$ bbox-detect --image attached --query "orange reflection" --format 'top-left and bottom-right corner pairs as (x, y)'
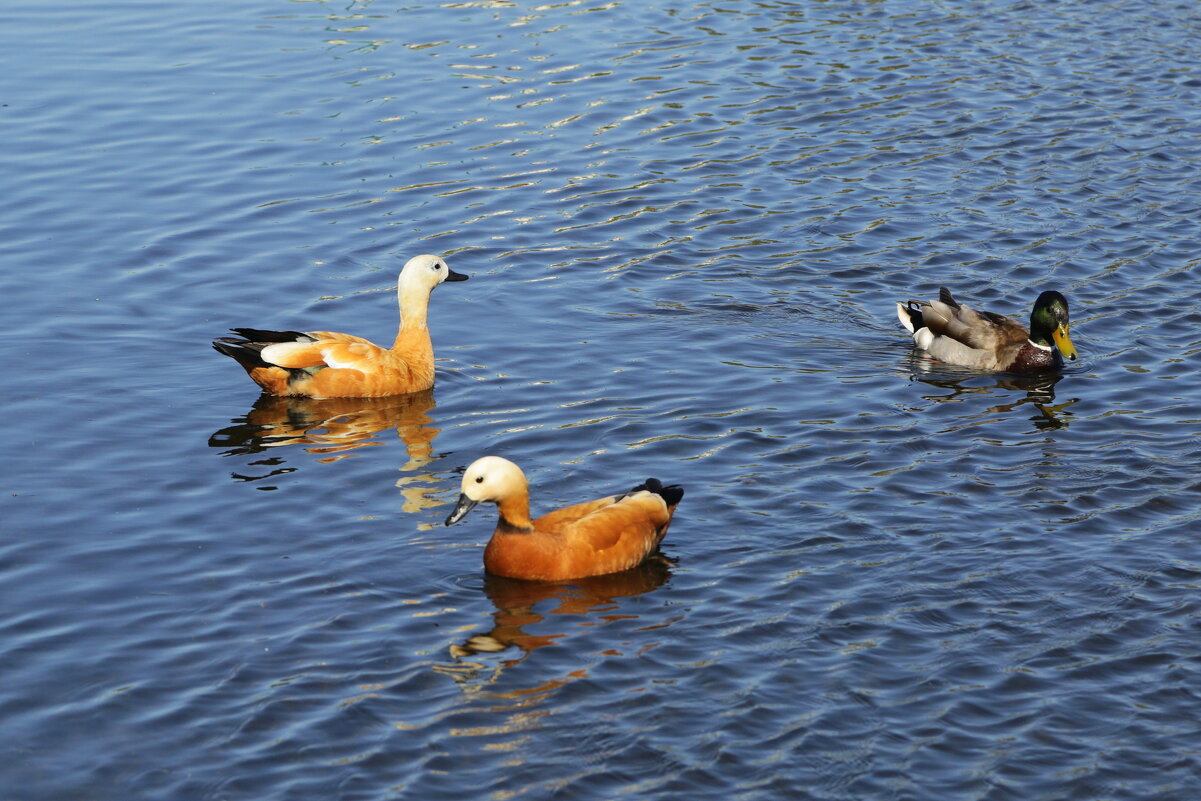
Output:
(210, 390), (443, 500)
(439, 557), (673, 693)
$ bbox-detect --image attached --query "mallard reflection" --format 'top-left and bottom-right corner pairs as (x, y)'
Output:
(906, 363), (1077, 430)
(440, 557), (672, 686)
(209, 390), (442, 492)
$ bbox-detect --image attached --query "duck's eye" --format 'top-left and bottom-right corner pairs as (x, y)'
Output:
(475, 476), (484, 483)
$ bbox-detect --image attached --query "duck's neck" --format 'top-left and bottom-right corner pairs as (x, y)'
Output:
(1028, 325), (1053, 349)
(496, 494), (534, 532)
(393, 284), (431, 349)
(1028, 305), (1057, 350)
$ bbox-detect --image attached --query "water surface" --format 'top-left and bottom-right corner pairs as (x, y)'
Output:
(3, 1), (1200, 799)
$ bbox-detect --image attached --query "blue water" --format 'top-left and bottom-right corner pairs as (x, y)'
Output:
(3, 0), (1201, 798)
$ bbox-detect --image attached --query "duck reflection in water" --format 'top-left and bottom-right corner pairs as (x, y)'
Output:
(208, 389), (443, 505)
(905, 358), (1078, 430)
(439, 557), (673, 686)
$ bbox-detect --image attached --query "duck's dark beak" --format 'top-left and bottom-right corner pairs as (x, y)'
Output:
(444, 493), (478, 526)
(444, 269), (469, 282)
(1052, 324), (1077, 361)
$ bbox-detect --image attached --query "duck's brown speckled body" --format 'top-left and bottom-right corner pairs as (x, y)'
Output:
(897, 287), (1077, 372)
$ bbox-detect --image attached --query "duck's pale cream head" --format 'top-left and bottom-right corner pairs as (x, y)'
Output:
(398, 253), (469, 294)
(394, 254), (468, 329)
(445, 456), (527, 526)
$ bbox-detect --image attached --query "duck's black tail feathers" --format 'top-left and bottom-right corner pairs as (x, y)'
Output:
(229, 328), (314, 343)
(212, 329), (315, 371)
(627, 477), (685, 507)
(899, 300), (924, 331)
(212, 338), (270, 371)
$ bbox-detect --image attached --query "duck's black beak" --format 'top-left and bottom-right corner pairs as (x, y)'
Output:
(444, 269), (469, 282)
(445, 493), (478, 526)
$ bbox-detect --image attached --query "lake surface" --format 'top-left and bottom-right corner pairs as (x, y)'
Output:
(3, 0), (1200, 798)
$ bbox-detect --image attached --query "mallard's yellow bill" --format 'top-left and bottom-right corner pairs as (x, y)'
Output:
(1052, 325), (1077, 361)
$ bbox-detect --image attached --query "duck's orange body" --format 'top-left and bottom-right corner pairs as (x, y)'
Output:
(214, 255), (467, 398)
(236, 328), (436, 398)
(446, 457), (684, 581)
(483, 491), (677, 581)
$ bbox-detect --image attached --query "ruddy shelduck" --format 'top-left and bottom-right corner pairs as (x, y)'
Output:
(445, 456), (684, 581)
(213, 254), (468, 398)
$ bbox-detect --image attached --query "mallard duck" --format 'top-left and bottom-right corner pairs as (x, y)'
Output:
(896, 287), (1077, 372)
(444, 456), (684, 581)
(213, 254), (468, 397)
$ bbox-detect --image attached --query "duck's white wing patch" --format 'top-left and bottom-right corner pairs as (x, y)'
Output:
(321, 350), (363, 370)
(260, 341), (323, 368)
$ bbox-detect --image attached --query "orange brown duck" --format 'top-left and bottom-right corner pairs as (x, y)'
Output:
(445, 456), (684, 581)
(213, 254), (468, 398)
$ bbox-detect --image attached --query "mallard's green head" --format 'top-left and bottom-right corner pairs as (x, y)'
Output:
(1030, 290), (1076, 361)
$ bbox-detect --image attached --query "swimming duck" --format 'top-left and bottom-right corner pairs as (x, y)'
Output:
(896, 287), (1077, 372)
(213, 254), (467, 398)
(444, 456), (684, 581)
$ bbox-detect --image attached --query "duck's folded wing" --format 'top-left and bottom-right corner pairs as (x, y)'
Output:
(571, 492), (672, 553)
(923, 301), (1020, 350)
(260, 335), (386, 371)
(305, 331), (376, 346)
(535, 495), (619, 532)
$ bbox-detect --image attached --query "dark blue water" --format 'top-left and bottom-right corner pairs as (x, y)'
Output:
(4, 1), (1201, 798)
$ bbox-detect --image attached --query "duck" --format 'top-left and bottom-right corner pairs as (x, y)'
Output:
(444, 456), (684, 581)
(213, 254), (468, 398)
(896, 286), (1077, 372)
